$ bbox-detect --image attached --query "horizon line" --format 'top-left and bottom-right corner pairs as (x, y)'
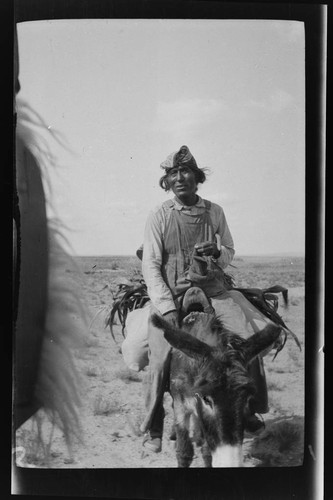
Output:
(74, 251), (305, 258)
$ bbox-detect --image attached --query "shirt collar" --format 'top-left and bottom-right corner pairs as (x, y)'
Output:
(172, 195), (206, 211)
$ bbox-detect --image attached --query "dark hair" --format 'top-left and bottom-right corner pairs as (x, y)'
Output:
(159, 165), (208, 192)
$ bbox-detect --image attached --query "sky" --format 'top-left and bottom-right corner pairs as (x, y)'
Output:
(17, 19), (305, 257)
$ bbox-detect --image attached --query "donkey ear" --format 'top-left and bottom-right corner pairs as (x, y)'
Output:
(243, 323), (281, 363)
(151, 314), (213, 361)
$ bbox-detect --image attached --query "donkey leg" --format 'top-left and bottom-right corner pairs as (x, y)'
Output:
(175, 425), (194, 468)
(201, 441), (212, 467)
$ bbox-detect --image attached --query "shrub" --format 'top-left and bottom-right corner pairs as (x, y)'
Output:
(93, 394), (118, 416)
(126, 414), (144, 437)
(84, 364), (100, 377)
(267, 380), (284, 391)
(274, 421), (302, 452)
(84, 336), (100, 348)
(251, 419), (303, 466)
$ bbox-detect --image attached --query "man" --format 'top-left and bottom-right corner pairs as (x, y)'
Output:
(123, 145), (274, 453)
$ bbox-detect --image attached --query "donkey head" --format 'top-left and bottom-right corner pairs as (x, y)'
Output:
(152, 311), (281, 467)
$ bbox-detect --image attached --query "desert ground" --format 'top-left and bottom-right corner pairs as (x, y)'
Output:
(15, 254), (305, 469)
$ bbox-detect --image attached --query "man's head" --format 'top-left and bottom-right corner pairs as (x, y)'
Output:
(159, 146), (207, 193)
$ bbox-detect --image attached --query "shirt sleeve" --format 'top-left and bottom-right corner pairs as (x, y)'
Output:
(214, 205), (235, 269)
(142, 208), (177, 315)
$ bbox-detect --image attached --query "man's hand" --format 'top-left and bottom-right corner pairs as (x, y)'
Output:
(194, 241), (220, 259)
(162, 310), (179, 327)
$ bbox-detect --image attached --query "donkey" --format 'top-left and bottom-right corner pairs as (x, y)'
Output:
(151, 287), (281, 467)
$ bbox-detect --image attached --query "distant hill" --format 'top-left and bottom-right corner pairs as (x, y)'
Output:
(237, 252), (305, 258)
(76, 252), (305, 259)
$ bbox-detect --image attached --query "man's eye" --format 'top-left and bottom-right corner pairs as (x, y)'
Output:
(168, 167), (189, 178)
(183, 169), (192, 175)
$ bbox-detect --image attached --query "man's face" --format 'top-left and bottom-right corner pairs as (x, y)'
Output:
(167, 165), (198, 200)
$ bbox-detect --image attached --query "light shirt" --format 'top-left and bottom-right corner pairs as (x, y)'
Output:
(142, 196), (235, 315)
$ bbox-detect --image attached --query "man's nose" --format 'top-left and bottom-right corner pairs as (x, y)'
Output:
(176, 170), (184, 180)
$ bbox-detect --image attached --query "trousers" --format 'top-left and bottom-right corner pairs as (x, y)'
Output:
(122, 289), (271, 438)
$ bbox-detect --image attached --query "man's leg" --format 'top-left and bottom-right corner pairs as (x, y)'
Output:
(248, 356), (268, 414)
(140, 308), (172, 451)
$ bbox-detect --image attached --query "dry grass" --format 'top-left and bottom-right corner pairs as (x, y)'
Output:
(73, 349), (95, 360)
(83, 364), (102, 378)
(84, 336), (100, 348)
(270, 365), (291, 374)
(114, 367), (142, 384)
(93, 394), (119, 416)
(267, 380), (284, 391)
(126, 413), (144, 437)
(289, 347), (303, 367)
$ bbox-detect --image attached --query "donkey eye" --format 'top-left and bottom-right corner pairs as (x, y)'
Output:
(202, 395), (214, 409)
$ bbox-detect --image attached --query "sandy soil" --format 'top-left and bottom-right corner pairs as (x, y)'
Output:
(15, 256), (305, 469)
